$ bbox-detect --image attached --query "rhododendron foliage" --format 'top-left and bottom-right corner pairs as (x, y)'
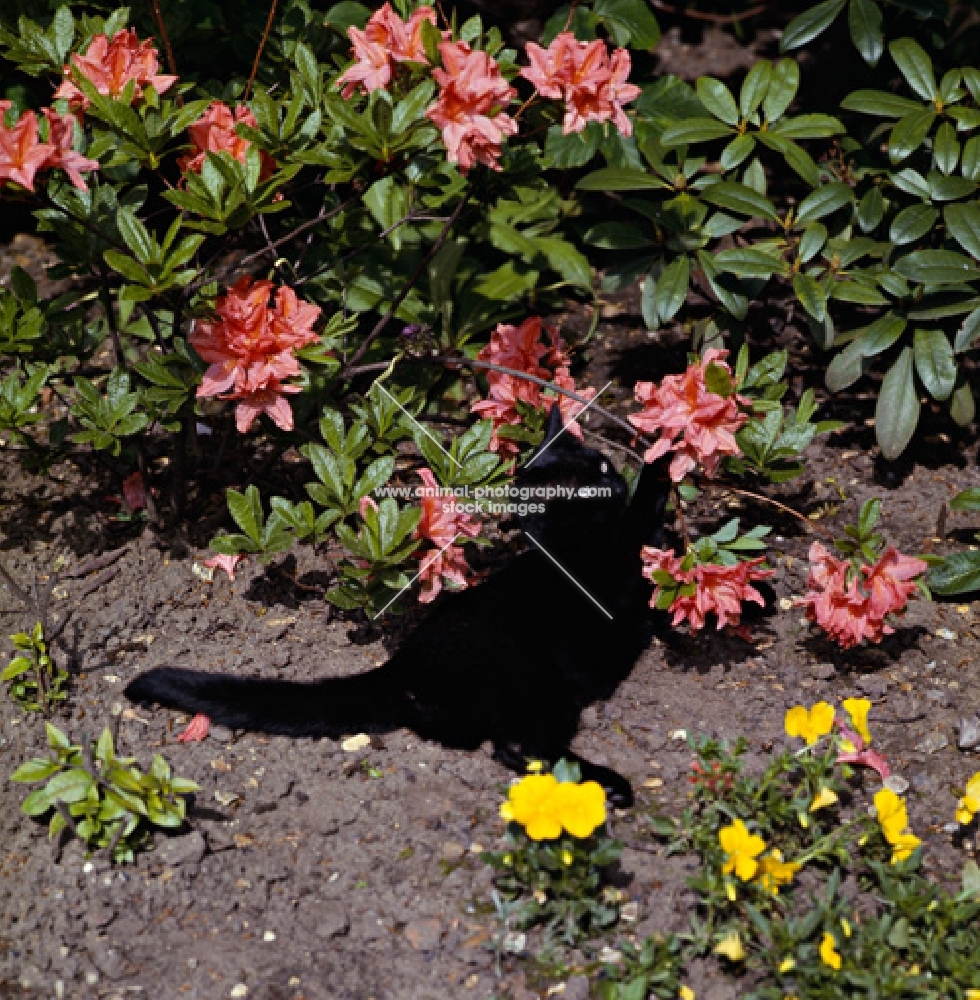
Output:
(0, 103), (97, 193)
(798, 541), (927, 649)
(427, 41), (517, 172)
(628, 349), (749, 482)
(54, 29), (177, 112)
(190, 277), (321, 434)
(520, 32), (640, 136)
(471, 317), (594, 456)
(641, 546), (772, 632)
(338, 3), (438, 98)
(414, 467), (480, 602)
(178, 102), (276, 179)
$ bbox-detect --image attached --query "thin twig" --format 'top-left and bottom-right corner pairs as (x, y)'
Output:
(721, 485), (834, 539)
(245, 0), (280, 101)
(237, 195), (359, 269)
(145, 0), (179, 96)
(343, 196), (469, 368)
(650, 0), (767, 24)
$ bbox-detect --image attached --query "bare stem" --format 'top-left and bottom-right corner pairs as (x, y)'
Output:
(245, 0), (279, 101)
(721, 485), (834, 540)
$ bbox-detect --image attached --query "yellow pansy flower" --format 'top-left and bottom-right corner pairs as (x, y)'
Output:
(784, 702), (836, 745)
(679, 988), (696, 1000)
(810, 787), (839, 812)
(756, 850), (802, 894)
(889, 831), (922, 864)
(552, 779), (607, 838)
(819, 932), (842, 970)
(965, 990), (980, 1000)
(874, 787), (909, 840)
(719, 819), (766, 881)
(842, 697), (873, 745)
(955, 772), (980, 826)
(715, 930), (745, 962)
(500, 773), (562, 840)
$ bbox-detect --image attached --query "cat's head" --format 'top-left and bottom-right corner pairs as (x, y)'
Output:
(514, 405), (628, 548)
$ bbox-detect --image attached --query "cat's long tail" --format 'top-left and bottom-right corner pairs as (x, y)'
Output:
(123, 664), (402, 737)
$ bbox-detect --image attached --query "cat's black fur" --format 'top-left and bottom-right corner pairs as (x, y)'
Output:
(124, 405), (672, 805)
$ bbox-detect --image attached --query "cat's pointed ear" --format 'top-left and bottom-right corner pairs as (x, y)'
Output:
(542, 402), (565, 445)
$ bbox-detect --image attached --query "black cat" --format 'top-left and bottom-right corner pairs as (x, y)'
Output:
(124, 405), (672, 805)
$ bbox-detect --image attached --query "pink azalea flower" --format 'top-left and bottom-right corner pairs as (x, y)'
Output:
(520, 32), (640, 136)
(798, 542), (927, 649)
(415, 467), (479, 602)
(189, 277), (320, 433)
(204, 553), (246, 581)
(121, 470), (147, 512)
(0, 105), (55, 192)
(178, 101), (276, 179)
(337, 3), (439, 98)
(470, 317), (592, 455)
(176, 712), (211, 743)
(54, 28), (177, 113)
(641, 547), (773, 632)
(628, 349), (748, 481)
(427, 41), (517, 172)
(40, 109), (99, 191)
(835, 719), (891, 780)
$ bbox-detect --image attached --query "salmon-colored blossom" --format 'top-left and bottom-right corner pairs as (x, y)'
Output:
(628, 350), (749, 482)
(414, 467), (480, 603)
(54, 28), (177, 113)
(337, 3), (438, 98)
(189, 277), (321, 433)
(427, 40), (517, 172)
(520, 32), (640, 136)
(0, 104), (54, 192)
(798, 542), (927, 649)
(640, 547), (772, 632)
(176, 712), (210, 743)
(40, 109), (99, 191)
(178, 101), (276, 179)
(204, 553), (247, 581)
(471, 317), (594, 456)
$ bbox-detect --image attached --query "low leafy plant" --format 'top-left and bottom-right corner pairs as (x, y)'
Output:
(1, 621), (67, 713)
(11, 723), (200, 863)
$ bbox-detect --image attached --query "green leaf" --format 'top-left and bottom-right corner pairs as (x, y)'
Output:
(594, 0), (661, 49)
(584, 222), (654, 250)
(950, 488), (980, 512)
(739, 61), (772, 119)
(575, 167), (667, 191)
(913, 328), (956, 401)
(929, 550), (980, 595)
(955, 308), (980, 353)
(933, 121), (960, 175)
(719, 134), (756, 170)
(10, 758), (60, 783)
(796, 182), (854, 224)
(889, 108), (936, 162)
(654, 256), (690, 322)
(894, 249), (980, 285)
(875, 346), (920, 460)
(793, 272), (828, 321)
(769, 113), (843, 138)
(762, 59), (800, 122)
(848, 0), (883, 65)
(714, 247), (784, 277)
(700, 182), (778, 221)
(889, 204), (938, 245)
(117, 210), (155, 264)
(226, 486), (263, 545)
(781, 0), (847, 51)
(889, 38), (938, 101)
(945, 202), (980, 260)
(840, 90), (925, 117)
(696, 77), (739, 126)
(950, 382), (975, 426)
(659, 119), (734, 145)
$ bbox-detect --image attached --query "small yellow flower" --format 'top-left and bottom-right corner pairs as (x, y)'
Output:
(840, 918), (852, 938)
(889, 831), (922, 864)
(784, 702), (836, 746)
(842, 697), (873, 745)
(778, 957), (796, 973)
(561, 849), (573, 865)
(552, 780), (607, 838)
(719, 819), (766, 881)
(819, 932), (842, 970)
(500, 773), (562, 840)
(679, 987), (696, 1000)
(965, 990), (980, 1000)
(955, 772), (980, 826)
(874, 787), (921, 863)
(714, 930), (745, 962)
(756, 850), (801, 894)
(725, 882), (737, 902)
(810, 787), (839, 812)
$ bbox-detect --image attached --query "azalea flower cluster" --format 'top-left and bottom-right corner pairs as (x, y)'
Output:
(178, 101), (276, 179)
(189, 276), (321, 433)
(471, 316), (594, 457)
(628, 349), (749, 482)
(413, 467), (480, 603)
(640, 547), (772, 632)
(500, 771), (607, 841)
(336, 5), (639, 171)
(874, 786), (921, 864)
(799, 541), (927, 649)
(784, 698), (890, 780)
(0, 102), (98, 193)
(521, 32), (641, 136)
(54, 28), (177, 113)
(718, 818), (800, 895)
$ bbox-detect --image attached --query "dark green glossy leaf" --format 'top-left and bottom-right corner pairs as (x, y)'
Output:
(889, 203), (938, 245)
(893, 249), (980, 285)
(889, 37), (938, 101)
(875, 346), (919, 459)
(913, 328), (956, 400)
(929, 550), (980, 595)
(700, 182), (778, 220)
(945, 203), (980, 260)
(848, 0), (883, 66)
(781, 0), (847, 51)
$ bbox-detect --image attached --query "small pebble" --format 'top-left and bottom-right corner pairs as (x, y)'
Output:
(958, 717), (980, 751)
(502, 931), (526, 954)
(914, 733), (949, 754)
(263, 931), (275, 942)
(936, 628), (957, 641)
(230, 985), (248, 998)
(341, 734), (371, 753)
(883, 775), (909, 795)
